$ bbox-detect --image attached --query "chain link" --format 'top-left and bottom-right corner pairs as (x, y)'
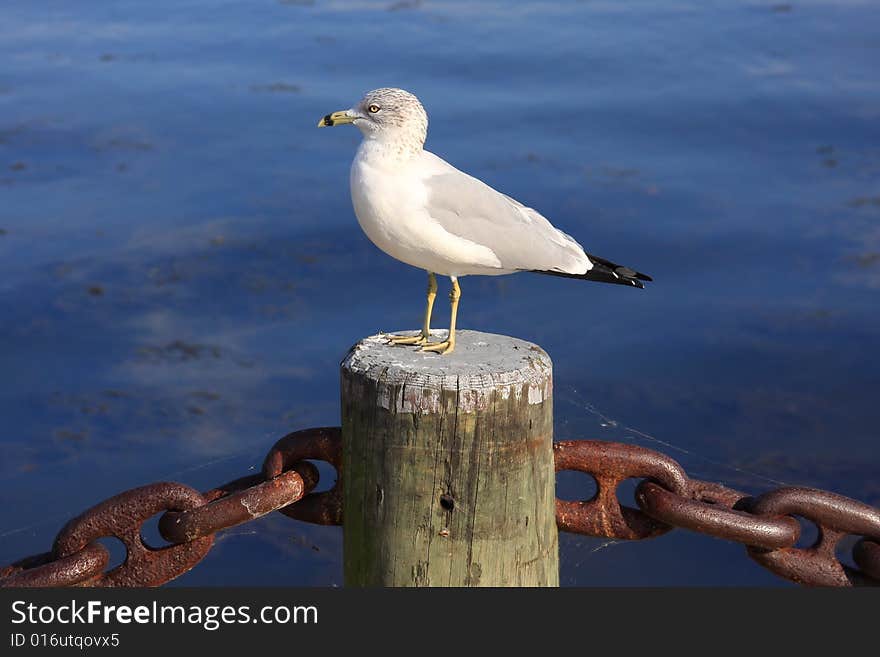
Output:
(554, 440), (689, 539)
(53, 482), (214, 588)
(635, 481), (800, 550)
(263, 426), (343, 526)
(0, 544), (109, 588)
(744, 487), (880, 586)
(2, 428), (878, 587)
(158, 463), (319, 544)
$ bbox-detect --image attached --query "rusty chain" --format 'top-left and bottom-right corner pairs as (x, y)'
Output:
(1, 428), (877, 587)
(554, 440), (880, 587)
(0, 427), (342, 588)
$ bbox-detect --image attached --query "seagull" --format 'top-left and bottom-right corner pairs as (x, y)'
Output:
(318, 88), (651, 355)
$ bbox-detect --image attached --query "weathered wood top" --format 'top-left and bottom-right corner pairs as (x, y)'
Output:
(341, 330), (553, 414)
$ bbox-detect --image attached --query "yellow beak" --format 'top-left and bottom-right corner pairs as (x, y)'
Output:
(317, 110), (356, 128)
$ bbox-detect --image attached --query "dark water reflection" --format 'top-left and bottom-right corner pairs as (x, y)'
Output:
(1, 1), (878, 586)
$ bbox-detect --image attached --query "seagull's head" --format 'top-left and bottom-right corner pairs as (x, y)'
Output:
(318, 88), (428, 149)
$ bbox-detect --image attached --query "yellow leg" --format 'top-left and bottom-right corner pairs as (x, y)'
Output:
(388, 272), (437, 346)
(420, 276), (460, 355)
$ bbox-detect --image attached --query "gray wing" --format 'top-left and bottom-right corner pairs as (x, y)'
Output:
(422, 168), (590, 274)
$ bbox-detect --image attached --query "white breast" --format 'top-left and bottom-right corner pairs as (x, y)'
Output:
(349, 142), (503, 276)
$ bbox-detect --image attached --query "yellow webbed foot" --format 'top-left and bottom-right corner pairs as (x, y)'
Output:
(387, 333), (430, 346)
(419, 339), (455, 355)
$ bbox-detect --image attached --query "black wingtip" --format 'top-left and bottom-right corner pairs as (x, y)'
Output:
(530, 268), (648, 288)
(585, 252), (652, 283)
(528, 252), (651, 289)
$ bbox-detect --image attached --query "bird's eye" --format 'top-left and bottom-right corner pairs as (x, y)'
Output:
(368, 104), (381, 113)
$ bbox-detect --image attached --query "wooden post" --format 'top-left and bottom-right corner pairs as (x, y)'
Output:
(340, 329), (559, 587)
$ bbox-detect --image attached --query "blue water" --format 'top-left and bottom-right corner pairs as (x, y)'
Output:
(2, 0), (878, 586)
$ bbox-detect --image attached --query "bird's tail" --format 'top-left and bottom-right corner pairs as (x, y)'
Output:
(531, 252), (652, 289)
